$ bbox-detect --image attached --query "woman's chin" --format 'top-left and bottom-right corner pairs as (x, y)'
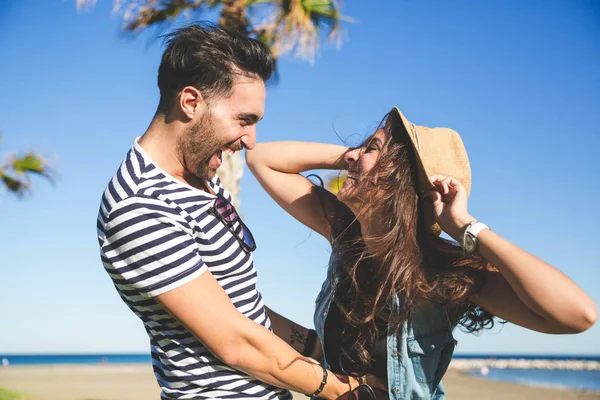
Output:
(336, 188), (354, 206)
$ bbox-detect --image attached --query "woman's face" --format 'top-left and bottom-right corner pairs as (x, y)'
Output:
(337, 129), (387, 209)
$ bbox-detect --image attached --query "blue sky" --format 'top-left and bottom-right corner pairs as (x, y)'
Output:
(0, 0), (599, 355)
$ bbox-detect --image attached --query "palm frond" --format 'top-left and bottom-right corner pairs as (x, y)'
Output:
(253, 0), (349, 62)
(80, 0), (351, 63)
(114, 0), (217, 32)
(11, 153), (52, 178)
(1, 151), (54, 197)
(1, 171), (28, 196)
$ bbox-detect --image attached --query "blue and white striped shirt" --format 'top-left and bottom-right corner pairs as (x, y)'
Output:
(97, 139), (292, 400)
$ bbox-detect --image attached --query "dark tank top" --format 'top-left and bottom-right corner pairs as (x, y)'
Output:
(323, 300), (388, 383)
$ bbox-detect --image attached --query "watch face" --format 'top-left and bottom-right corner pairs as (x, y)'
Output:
(464, 235), (476, 253)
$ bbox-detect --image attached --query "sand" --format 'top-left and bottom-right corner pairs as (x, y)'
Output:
(0, 364), (598, 400)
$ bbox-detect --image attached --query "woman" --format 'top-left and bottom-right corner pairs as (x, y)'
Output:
(246, 107), (597, 399)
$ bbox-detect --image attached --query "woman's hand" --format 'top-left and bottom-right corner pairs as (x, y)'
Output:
(422, 178), (597, 334)
(423, 175), (474, 241)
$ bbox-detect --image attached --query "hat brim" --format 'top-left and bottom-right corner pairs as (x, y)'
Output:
(387, 107), (441, 236)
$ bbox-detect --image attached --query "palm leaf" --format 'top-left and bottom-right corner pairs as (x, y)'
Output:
(78, 0), (351, 63)
(255, 0), (349, 62)
(11, 153), (52, 177)
(1, 146), (54, 197)
(1, 172), (27, 195)
(122, 0), (217, 32)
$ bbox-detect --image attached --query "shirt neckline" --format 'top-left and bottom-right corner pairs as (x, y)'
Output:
(133, 136), (219, 199)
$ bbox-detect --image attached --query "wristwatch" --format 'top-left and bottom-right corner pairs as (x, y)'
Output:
(461, 221), (490, 254)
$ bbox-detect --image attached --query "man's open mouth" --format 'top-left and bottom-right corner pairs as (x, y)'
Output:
(212, 148), (236, 168)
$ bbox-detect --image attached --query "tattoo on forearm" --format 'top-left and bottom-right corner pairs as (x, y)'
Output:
(290, 326), (306, 347)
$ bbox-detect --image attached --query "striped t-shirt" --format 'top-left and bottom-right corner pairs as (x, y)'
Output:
(97, 139), (292, 400)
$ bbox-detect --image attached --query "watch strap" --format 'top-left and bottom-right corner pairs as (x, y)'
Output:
(468, 221), (490, 237)
(461, 221), (490, 254)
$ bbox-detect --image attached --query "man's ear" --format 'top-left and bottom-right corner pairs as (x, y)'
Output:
(179, 86), (206, 120)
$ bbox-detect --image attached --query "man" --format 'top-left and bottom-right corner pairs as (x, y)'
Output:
(96, 23), (353, 400)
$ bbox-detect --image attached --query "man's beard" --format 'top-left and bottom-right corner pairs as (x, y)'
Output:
(177, 111), (223, 181)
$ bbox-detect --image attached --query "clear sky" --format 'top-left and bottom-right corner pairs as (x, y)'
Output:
(1, 0), (599, 356)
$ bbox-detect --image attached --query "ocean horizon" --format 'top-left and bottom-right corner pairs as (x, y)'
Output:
(1, 353), (598, 363)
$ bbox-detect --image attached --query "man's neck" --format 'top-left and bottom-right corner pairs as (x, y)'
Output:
(138, 116), (211, 193)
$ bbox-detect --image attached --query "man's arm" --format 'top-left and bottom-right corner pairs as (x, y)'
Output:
(157, 272), (350, 399)
(265, 307), (323, 363)
(102, 200), (354, 399)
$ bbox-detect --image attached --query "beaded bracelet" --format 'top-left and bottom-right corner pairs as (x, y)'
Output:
(311, 366), (328, 398)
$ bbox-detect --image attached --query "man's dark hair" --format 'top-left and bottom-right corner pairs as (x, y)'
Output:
(157, 22), (275, 114)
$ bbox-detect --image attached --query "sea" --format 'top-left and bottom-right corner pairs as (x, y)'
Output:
(0, 353), (598, 392)
(454, 354), (600, 392)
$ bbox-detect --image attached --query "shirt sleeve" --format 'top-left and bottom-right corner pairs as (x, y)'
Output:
(100, 195), (207, 297)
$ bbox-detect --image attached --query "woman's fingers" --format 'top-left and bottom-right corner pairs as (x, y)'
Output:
(432, 180), (447, 195)
(430, 175), (449, 194)
(430, 175), (464, 197)
(422, 189), (442, 204)
(442, 176), (453, 193)
(446, 176), (463, 192)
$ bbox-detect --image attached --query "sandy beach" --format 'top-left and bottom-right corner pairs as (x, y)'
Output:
(0, 364), (598, 400)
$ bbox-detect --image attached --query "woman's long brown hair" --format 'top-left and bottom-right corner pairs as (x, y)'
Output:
(315, 114), (496, 368)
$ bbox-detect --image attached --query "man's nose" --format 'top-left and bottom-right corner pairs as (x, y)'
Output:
(241, 129), (256, 150)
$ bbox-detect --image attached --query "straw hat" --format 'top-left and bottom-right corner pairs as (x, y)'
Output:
(388, 107), (471, 236)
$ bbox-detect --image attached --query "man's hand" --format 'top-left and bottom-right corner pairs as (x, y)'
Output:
(155, 272), (348, 398)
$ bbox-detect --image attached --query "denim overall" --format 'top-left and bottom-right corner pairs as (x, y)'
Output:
(314, 251), (457, 399)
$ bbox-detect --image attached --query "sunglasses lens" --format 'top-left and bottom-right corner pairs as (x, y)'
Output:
(213, 197), (256, 252)
(352, 385), (376, 400)
(215, 198), (236, 223)
(241, 223), (255, 249)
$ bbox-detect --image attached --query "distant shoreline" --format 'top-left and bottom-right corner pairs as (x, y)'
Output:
(1, 353), (599, 367)
(450, 358), (600, 371)
(2, 353), (598, 358)
(453, 354), (600, 361)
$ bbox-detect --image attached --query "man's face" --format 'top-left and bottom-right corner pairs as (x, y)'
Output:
(178, 75), (266, 181)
